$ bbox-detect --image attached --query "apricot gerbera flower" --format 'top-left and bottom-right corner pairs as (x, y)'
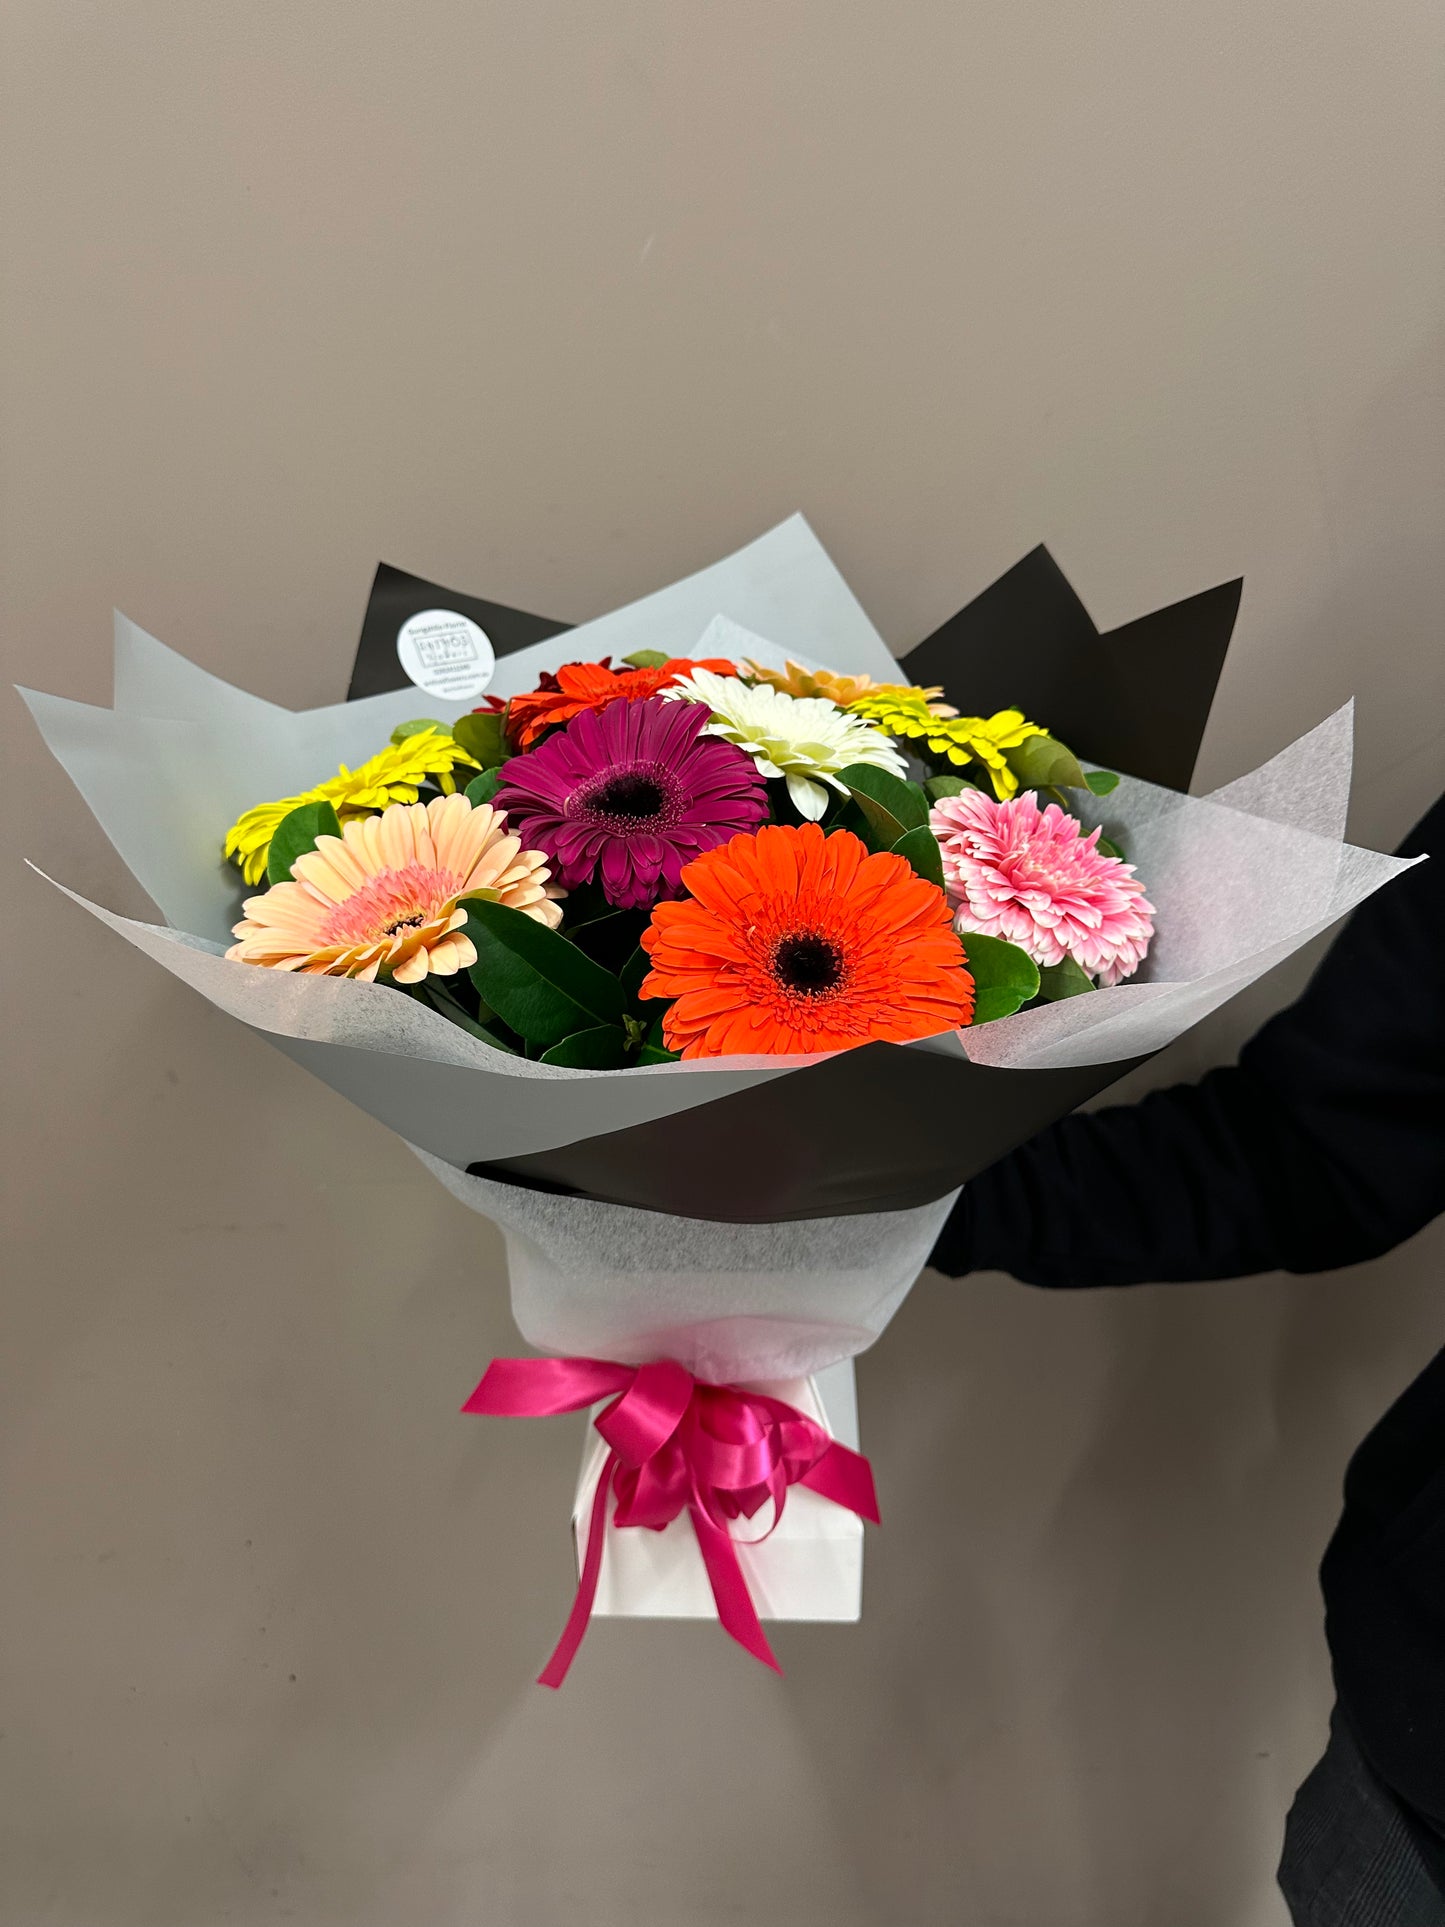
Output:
(493, 656), (740, 750)
(640, 822), (975, 1059)
(226, 793), (561, 984)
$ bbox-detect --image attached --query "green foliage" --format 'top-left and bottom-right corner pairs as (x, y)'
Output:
(539, 1025), (630, 1068)
(621, 648), (670, 669)
(415, 978), (517, 1051)
(464, 767), (505, 808)
(266, 800), (343, 885)
(924, 774), (972, 802)
(570, 908), (648, 974)
(451, 709), (509, 770)
(833, 762), (930, 847)
(390, 718), (442, 744)
(958, 931), (1041, 1024)
(1003, 733), (1090, 793)
(462, 900), (625, 1046)
(890, 824), (945, 888)
(1038, 955), (1096, 1001)
(1084, 769), (1120, 796)
(619, 945), (651, 1007)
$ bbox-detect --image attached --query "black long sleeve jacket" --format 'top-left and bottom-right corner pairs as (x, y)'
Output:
(931, 797), (1445, 1833)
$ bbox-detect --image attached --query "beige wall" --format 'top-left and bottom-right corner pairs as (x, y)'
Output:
(3, 6), (1443, 1924)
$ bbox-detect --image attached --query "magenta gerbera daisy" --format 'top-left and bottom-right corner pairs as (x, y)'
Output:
(492, 696), (770, 910)
(931, 788), (1155, 987)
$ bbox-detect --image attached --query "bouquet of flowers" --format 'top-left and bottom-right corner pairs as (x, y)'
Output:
(22, 517), (1414, 1684)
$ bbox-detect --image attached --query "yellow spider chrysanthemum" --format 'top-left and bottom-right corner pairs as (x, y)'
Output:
(845, 691), (1044, 799)
(223, 728), (478, 885)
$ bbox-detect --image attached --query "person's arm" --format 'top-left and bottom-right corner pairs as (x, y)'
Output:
(930, 795), (1445, 1287)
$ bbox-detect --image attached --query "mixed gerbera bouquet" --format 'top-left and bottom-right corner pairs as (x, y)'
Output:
(21, 517), (1413, 1682)
(219, 620), (1155, 1070)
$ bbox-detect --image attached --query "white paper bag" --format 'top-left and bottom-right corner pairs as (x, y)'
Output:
(574, 1361), (864, 1623)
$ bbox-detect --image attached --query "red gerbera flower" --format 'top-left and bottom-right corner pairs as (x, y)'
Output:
(640, 823), (976, 1059)
(485, 656), (739, 750)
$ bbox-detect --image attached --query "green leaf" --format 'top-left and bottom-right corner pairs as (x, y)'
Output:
(637, 1042), (680, 1065)
(570, 908), (647, 974)
(266, 800), (343, 885)
(621, 648), (670, 669)
(462, 899), (625, 1045)
(1096, 835), (1126, 862)
(1085, 769), (1120, 796)
(539, 1024), (630, 1069)
(890, 824), (945, 888)
(390, 717), (442, 744)
(1038, 955), (1097, 1001)
(554, 880), (617, 929)
(1003, 733), (1090, 793)
(464, 767), (505, 808)
(644, 1010), (672, 1049)
(924, 774), (972, 802)
(619, 944), (651, 1007)
(450, 709), (509, 770)
(415, 979), (517, 1051)
(958, 931), (1041, 1024)
(833, 762), (930, 847)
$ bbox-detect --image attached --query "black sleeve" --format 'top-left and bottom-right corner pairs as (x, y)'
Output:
(930, 795), (1445, 1287)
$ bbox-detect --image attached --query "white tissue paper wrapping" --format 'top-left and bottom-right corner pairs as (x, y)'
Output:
(19, 517), (1422, 1625)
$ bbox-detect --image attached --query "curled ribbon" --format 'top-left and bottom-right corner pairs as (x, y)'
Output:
(463, 1357), (880, 1688)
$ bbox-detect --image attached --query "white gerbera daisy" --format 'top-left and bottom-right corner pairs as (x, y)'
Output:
(664, 667), (909, 820)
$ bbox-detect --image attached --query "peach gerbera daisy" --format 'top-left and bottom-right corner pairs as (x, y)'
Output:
(226, 793), (561, 984)
(640, 822), (975, 1059)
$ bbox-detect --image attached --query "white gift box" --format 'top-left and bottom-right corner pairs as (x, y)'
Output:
(572, 1360), (864, 1622)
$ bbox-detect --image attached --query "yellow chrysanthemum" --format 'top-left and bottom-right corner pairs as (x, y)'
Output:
(223, 729), (478, 885)
(845, 692), (1044, 799)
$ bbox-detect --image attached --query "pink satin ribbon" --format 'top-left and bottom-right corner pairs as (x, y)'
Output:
(463, 1356), (880, 1687)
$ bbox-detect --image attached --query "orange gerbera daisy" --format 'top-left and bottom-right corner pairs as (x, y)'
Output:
(493, 656), (740, 750)
(640, 822), (975, 1059)
(226, 792), (561, 984)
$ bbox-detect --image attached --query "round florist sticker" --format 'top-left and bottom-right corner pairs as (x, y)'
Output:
(395, 609), (496, 703)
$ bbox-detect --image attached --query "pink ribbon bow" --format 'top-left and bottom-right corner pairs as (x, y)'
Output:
(463, 1357), (880, 1687)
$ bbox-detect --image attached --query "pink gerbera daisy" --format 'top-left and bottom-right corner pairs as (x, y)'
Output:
(493, 696), (769, 911)
(930, 788), (1154, 987)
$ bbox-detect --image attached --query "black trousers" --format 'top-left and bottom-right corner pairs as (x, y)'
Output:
(1279, 1710), (1445, 1926)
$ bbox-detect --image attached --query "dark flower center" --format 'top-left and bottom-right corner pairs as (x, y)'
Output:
(773, 932), (845, 994)
(584, 769), (670, 822)
(597, 770), (670, 817)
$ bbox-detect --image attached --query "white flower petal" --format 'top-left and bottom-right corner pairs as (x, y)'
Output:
(787, 772), (830, 819)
